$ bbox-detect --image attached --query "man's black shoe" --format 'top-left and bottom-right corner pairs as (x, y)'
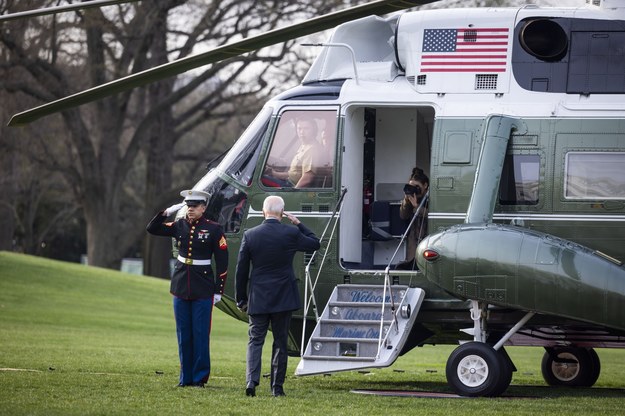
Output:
(245, 384), (256, 397)
(272, 387), (286, 397)
(192, 382), (205, 388)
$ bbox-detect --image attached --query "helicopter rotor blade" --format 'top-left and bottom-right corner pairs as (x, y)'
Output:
(0, 0), (141, 22)
(8, 0), (436, 126)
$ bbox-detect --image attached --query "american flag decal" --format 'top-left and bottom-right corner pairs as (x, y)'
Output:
(421, 28), (509, 73)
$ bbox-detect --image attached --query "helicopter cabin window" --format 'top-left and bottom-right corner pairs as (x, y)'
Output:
(499, 154), (540, 205)
(565, 152), (625, 199)
(261, 110), (337, 189)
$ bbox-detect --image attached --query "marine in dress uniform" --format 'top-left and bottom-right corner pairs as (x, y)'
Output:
(146, 189), (228, 387)
(235, 195), (320, 397)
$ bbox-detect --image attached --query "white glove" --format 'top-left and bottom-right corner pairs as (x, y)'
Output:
(164, 202), (185, 216)
(214, 294), (222, 304)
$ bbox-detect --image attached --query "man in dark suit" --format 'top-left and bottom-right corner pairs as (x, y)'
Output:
(235, 195), (320, 397)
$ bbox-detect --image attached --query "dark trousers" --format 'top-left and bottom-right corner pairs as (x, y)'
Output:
(246, 311), (292, 391)
(173, 296), (214, 385)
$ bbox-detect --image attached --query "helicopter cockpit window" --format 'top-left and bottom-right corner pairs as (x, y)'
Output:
(261, 110), (337, 189)
(194, 173), (247, 233)
(499, 154), (540, 205)
(565, 152), (625, 200)
(220, 107), (272, 186)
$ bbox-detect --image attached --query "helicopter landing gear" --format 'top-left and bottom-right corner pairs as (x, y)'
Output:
(446, 341), (513, 397)
(446, 300), (534, 397)
(541, 347), (601, 387)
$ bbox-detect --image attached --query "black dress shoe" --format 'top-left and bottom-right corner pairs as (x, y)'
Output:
(191, 382), (205, 388)
(272, 387), (286, 397)
(245, 384), (256, 397)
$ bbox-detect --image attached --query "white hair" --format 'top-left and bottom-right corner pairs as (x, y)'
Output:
(263, 195), (284, 217)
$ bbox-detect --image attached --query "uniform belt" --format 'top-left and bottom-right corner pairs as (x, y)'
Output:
(177, 255), (211, 266)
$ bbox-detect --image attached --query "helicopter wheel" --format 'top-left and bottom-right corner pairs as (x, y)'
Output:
(541, 347), (600, 387)
(446, 342), (512, 397)
(586, 348), (601, 386)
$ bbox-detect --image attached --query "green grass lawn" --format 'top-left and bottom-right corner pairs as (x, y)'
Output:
(1, 251), (624, 415)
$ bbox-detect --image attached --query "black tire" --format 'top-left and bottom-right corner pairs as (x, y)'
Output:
(446, 342), (508, 397)
(585, 348), (601, 387)
(490, 347), (514, 397)
(541, 347), (597, 387)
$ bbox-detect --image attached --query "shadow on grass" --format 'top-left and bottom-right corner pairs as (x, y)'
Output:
(506, 384), (625, 399)
(313, 378), (625, 399)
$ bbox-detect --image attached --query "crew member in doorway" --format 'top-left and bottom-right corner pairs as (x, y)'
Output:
(397, 167), (429, 270)
(146, 189), (228, 387)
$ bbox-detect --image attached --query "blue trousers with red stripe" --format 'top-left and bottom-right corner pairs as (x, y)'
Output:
(173, 296), (213, 386)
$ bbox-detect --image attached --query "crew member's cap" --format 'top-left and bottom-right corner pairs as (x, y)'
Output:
(180, 189), (210, 206)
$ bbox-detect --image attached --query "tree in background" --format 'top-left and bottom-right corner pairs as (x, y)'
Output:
(0, 6), (84, 260)
(0, 0), (354, 276)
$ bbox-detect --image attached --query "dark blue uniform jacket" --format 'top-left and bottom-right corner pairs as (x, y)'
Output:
(147, 213), (228, 300)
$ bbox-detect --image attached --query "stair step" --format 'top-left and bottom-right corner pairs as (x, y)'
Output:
(307, 336), (383, 358)
(300, 355), (377, 362)
(335, 284), (409, 303)
(311, 336), (379, 343)
(324, 302), (398, 320)
(318, 320), (393, 339)
(321, 318), (393, 325)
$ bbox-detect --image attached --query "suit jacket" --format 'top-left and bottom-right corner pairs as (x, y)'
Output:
(235, 218), (320, 315)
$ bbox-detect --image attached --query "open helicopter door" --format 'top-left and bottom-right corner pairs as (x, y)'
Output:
(338, 105), (434, 270)
(296, 104), (434, 374)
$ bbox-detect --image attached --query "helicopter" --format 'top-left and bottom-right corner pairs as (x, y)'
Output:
(5, 0), (625, 398)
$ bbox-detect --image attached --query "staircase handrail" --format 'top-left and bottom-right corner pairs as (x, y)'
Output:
(376, 283), (412, 360)
(377, 192), (429, 358)
(377, 271), (394, 357)
(301, 187), (348, 356)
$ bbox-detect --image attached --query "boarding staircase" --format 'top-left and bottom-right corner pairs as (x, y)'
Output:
(296, 189), (426, 375)
(295, 284), (425, 375)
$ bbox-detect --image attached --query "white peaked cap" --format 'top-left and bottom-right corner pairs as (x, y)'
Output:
(180, 189), (210, 203)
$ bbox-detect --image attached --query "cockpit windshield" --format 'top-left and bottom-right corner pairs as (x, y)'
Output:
(219, 106), (272, 186)
(190, 107), (272, 233)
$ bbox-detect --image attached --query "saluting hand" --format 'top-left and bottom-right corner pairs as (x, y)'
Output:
(283, 212), (300, 225)
(164, 202), (185, 216)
